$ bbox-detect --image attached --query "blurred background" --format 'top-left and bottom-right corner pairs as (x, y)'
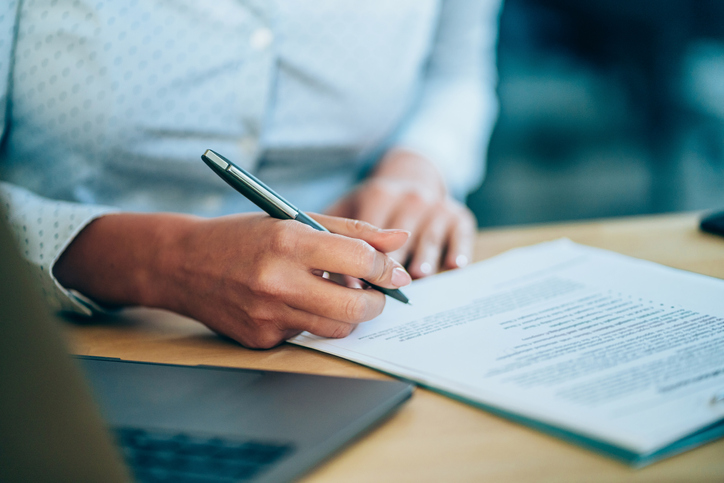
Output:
(467, 0), (724, 227)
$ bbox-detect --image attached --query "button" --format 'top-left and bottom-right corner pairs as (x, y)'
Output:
(250, 28), (273, 51)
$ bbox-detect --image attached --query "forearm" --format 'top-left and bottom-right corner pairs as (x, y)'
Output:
(53, 212), (198, 310)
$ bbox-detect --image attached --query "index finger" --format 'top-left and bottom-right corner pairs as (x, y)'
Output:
(443, 207), (476, 270)
(294, 224), (412, 290)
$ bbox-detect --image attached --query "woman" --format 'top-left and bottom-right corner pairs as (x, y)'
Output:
(0, 0), (500, 348)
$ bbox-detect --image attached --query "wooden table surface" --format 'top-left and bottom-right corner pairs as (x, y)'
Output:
(65, 212), (724, 482)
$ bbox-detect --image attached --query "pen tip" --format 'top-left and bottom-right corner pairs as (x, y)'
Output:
(406, 302), (413, 306)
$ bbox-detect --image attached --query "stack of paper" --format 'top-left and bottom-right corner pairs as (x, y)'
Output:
(290, 240), (724, 466)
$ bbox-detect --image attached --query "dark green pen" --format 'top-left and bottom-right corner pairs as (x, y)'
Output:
(201, 149), (410, 305)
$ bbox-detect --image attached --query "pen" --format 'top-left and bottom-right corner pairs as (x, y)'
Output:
(201, 149), (410, 305)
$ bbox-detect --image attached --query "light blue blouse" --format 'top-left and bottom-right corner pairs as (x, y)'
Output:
(0, 0), (500, 314)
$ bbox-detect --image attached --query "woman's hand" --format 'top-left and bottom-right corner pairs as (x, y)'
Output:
(53, 212), (411, 348)
(327, 149), (476, 279)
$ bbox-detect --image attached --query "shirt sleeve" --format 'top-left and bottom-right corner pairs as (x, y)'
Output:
(392, 0), (502, 200)
(0, 1), (17, 141)
(0, 3), (117, 316)
(0, 183), (118, 315)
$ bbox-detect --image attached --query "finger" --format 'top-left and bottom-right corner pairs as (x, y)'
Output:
(407, 208), (450, 279)
(282, 271), (388, 323)
(283, 305), (358, 339)
(443, 206), (476, 270)
(304, 234), (411, 289)
(229, 306), (352, 348)
(307, 213), (409, 254)
(294, 312), (357, 339)
(272, 219), (410, 289)
(384, 202), (429, 264)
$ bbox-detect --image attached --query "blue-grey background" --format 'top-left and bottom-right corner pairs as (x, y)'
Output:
(467, 0), (724, 227)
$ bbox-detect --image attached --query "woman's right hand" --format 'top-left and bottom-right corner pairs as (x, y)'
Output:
(54, 212), (411, 348)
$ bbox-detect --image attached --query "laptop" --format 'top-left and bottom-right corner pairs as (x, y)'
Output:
(0, 214), (413, 482)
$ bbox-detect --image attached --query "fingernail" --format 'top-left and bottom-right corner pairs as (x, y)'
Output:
(391, 267), (412, 287)
(419, 262), (432, 275)
(455, 255), (469, 268)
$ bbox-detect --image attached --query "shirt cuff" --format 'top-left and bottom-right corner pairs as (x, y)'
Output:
(1, 182), (119, 316)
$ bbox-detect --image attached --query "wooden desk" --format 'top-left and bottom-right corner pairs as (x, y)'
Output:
(66, 213), (724, 482)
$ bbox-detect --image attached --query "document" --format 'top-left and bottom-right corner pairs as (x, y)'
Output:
(290, 240), (724, 465)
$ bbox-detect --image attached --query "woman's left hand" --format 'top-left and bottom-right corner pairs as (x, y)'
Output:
(326, 149), (476, 279)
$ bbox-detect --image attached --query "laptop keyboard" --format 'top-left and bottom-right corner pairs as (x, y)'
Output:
(114, 427), (295, 482)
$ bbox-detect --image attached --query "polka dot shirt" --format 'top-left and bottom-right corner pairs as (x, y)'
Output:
(0, 0), (500, 315)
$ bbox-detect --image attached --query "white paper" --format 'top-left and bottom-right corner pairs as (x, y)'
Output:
(290, 240), (724, 456)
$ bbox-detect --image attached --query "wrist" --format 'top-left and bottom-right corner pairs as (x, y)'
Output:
(134, 213), (206, 312)
(53, 212), (200, 311)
